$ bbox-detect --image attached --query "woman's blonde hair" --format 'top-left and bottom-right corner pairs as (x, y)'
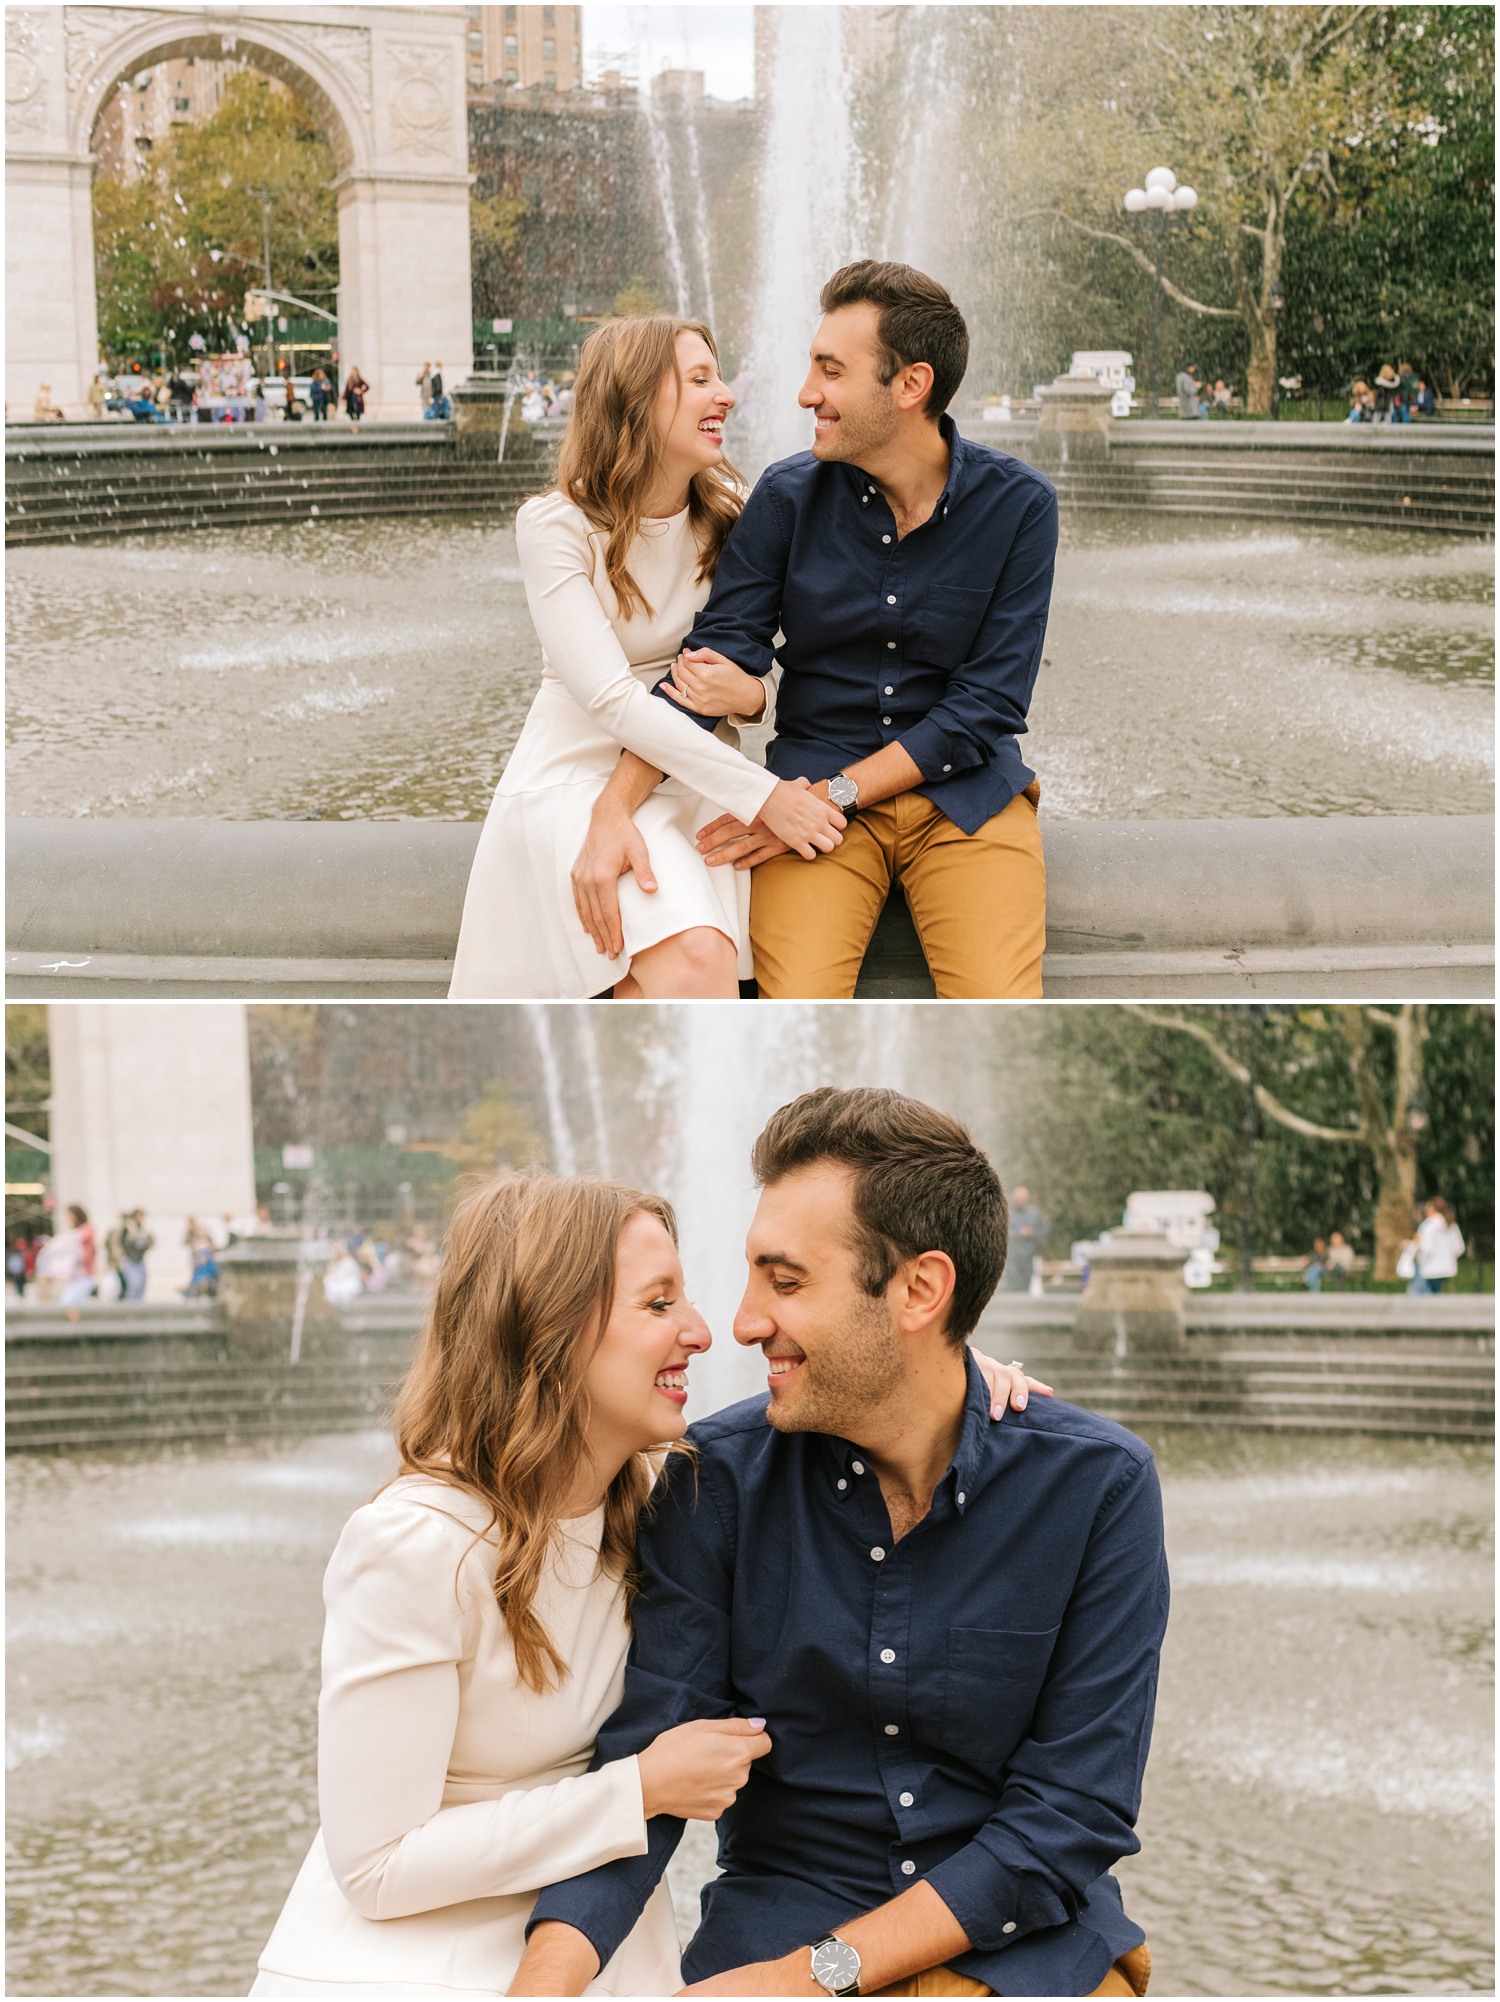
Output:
(554, 314), (744, 619)
(391, 1172), (681, 1693)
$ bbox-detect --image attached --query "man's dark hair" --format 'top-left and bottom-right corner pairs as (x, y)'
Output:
(751, 1086), (1006, 1341)
(818, 260), (969, 418)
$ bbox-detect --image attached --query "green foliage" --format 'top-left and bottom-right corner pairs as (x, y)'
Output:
(950, 5), (1493, 403)
(4, 1006), (51, 1139)
(612, 275), (664, 317)
(1013, 1006), (1492, 1263)
(441, 1081), (547, 1184)
(92, 69), (338, 362)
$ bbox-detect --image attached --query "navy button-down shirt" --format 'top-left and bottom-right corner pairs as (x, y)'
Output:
(648, 416), (1058, 834)
(529, 1356), (1168, 1996)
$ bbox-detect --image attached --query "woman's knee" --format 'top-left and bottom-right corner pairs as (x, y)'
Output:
(630, 927), (737, 997)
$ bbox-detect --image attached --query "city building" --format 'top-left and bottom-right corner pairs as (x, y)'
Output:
(93, 54), (243, 179)
(465, 4), (583, 97)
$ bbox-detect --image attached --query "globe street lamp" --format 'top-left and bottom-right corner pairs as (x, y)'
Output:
(1122, 167), (1198, 419)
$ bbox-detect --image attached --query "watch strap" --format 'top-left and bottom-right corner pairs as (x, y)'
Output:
(809, 1932), (861, 1997)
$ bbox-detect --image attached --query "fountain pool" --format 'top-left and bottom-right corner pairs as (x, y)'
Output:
(5, 513), (1491, 824)
(5, 1427), (1491, 1996)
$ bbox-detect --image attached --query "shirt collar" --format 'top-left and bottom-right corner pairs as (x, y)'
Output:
(818, 1349), (991, 1516)
(846, 411), (966, 523)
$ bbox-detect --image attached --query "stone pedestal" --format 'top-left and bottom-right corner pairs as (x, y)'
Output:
(451, 379), (551, 462)
(1035, 373), (1115, 464)
(47, 1003), (256, 1300)
(217, 1231), (339, 1362)
(1074, 1228), (1188, 1356)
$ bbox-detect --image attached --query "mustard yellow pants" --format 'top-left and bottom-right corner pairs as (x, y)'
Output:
(874, 1940), (1151, 1997)
(749, 783), (1045, 1000)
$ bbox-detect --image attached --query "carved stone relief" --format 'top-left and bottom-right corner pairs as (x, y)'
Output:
(388, 41), (452, 158)
(5, 11), (50, 137)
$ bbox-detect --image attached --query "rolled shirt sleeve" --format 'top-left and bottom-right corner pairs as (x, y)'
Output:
(896, 484), (1058, 786)
(527, 1452), (739, 1969)
(647, 477), (788, 733)
(924, 1453), (1169, 1956)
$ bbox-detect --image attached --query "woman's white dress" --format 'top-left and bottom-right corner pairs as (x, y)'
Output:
(449, 490), (779, 998)
(251, 1477), (680, 1997)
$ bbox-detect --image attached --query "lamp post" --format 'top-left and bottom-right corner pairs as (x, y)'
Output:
(249, 186), (275, 380)
(1268, 287), (1286, 421)
(1122, 167), (1198, 419)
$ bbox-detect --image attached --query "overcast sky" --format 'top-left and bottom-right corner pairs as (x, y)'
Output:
(581, 5), (757, 99)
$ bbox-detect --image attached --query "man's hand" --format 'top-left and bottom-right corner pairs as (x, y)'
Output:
(678, 1951), (819, 1995)
(572, 803), (656, 959)
(695, 813), (793, 871)
(508, 1921), (601, 1996)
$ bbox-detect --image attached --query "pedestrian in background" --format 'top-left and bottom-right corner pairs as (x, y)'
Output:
(1002, 1184), (1047, 1291)
(1175, 361), (1206, 419)
(343, 366), (369, 426)
(120, 1209), (154, 1301)
(309, 367), (332, 422)
(1409, 1198), (1464, 1295)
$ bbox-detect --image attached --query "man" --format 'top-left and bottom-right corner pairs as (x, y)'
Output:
(1174, 363), (1204, 420)
(572, 261), (1056, 998)
(516, 1087), (1168, 1998)
(1001, 1184), (1046, 1293)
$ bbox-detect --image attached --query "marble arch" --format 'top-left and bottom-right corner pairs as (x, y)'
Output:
(5, 4), (474, 417)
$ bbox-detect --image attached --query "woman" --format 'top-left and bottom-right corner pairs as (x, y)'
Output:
(1410, 1197), (1464, 1295)
(342, 366), (369, 426)
(252, 1174), (1042, 1996)
(449, 317), (844, 1000)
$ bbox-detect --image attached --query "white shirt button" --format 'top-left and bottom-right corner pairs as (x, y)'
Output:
(861, 494), (869, 504)
(901, 1860), (916, 1876)
(942, 763), (952, 772)
(837, 1478), (848, 1491)
(886, 594), (896, 605)
(899, 1791), (914, 1806)
(884, 685), (894, 694)
(882, 534), (892, 544)
(882, 716), (892, 725)
(1002, 1922), (1017, 1935)
(870, 1546), (886, 1561)
(851, 1460), (865, 1474)
(957, 1491), (966, 1505)
(869, 484), (877, 493)
(884, 1723), (899, 1736)
(880, 1648), (896, 1663)
(886, 641), (896, 650)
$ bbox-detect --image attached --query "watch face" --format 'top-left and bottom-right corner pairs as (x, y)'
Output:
(829, 775), (858, 810)
(811, 1938), (861, 1992)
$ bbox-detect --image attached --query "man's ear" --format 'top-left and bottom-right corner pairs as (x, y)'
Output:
(894, 1249), (957, 1337)
(895, 360), (936, 415)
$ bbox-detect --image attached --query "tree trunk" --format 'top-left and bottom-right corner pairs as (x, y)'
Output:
(1245, 315), (1276, 416)
(1372, 1149), (1419, 1282)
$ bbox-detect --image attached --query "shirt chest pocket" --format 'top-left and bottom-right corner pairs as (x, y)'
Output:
(910, 585), (991, 666)
(937, 1623), (1061, 1768)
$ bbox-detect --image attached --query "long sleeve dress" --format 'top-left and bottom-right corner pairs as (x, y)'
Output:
(448, 490), (779, 998)
(251, 1477), (681, 1997)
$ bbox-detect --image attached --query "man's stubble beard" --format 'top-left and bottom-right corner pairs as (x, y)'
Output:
(812, 384), (899, 466)
(764, 1293), (905, 1437)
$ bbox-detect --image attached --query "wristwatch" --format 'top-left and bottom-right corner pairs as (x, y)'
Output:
(809, 1933), (862, 1996)
(826, 772), (860, 815)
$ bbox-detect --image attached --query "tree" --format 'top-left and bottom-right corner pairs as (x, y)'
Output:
(441, 1082), (546, 1185)
(612, 276), (664, 318)
(955, 6), (1492, 410)
(93, 69), (338, 360)
(1126, 1004), (1431, 1278)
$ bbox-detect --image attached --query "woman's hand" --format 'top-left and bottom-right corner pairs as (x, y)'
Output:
(660, 647), (768, 719)
(971, 1349), (1054, 1419)
(638, 1716), (772, 1822)
(758, 778), (845, 860)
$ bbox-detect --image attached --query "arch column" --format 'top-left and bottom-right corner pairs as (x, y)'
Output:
(5, 9), (100, 417)
(334, 167), (474, 418)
